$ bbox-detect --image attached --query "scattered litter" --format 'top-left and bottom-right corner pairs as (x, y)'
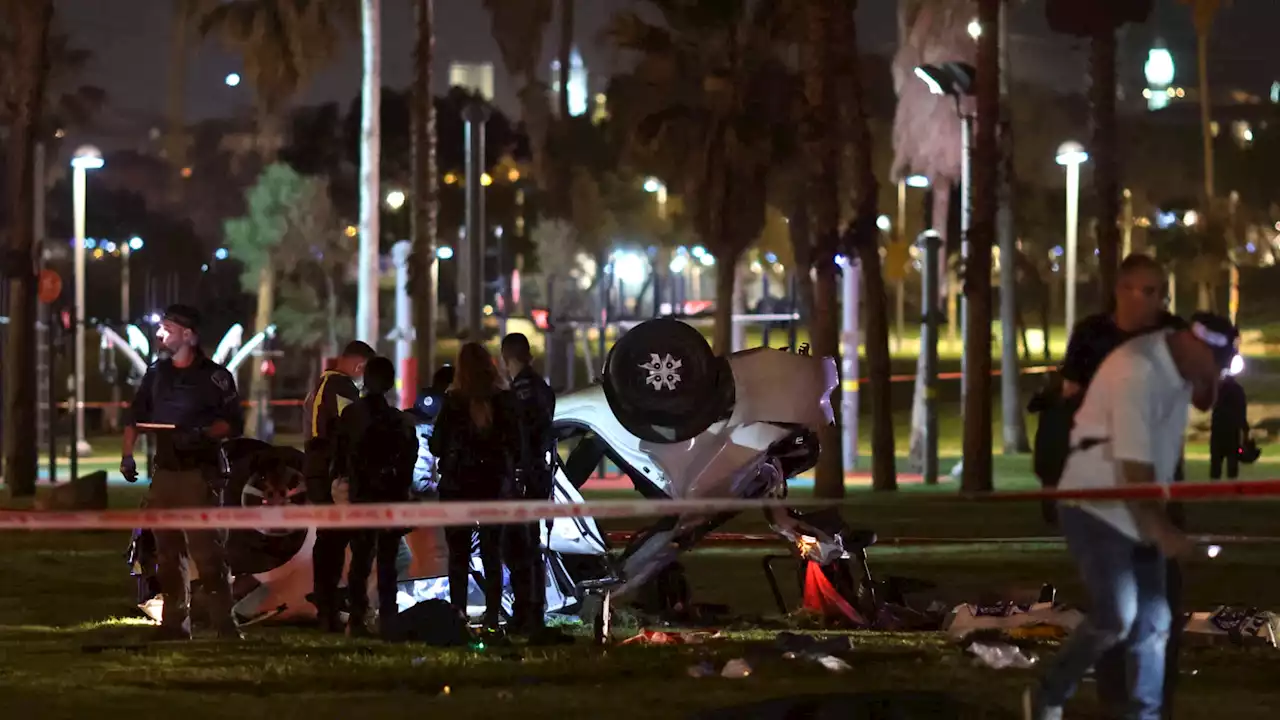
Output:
(1185, 607), (1280, 648)
(945, 602), (1083, 640)
(812, 654), (853, 672)
(621, 629), (723, 645)
(774, 632), (854, 672)
(721, 658), (753, 678)
(966, 641), (1037, 670)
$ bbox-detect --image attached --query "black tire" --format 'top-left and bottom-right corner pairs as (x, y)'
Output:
(222, 440), (309, 576)
(602, 318), (734, 444)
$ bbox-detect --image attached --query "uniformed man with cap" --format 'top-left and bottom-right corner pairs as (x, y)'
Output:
(500, 333), (565, 642)
(120, 304), (244, 641)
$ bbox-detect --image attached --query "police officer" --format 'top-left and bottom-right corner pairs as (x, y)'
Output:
(1210, 371), (1249, 480)
(303, 340), (376, 632)
(500, 333), (562, 641)
(120, 304), (243, 641)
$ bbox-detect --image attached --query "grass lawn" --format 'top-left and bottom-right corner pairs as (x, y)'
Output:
(5, 456), (1280, 719)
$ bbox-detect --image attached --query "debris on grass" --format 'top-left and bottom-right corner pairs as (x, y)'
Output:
(720, 658), (752, 678)
(944, 601), (1083, 641)
(620, 629), (723, 645)
(965, 640), (1038, 670)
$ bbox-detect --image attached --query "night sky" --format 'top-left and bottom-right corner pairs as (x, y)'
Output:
(58, 0), (1280, 123)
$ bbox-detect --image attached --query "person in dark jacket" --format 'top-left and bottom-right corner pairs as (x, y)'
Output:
(500, 333), (561, 640)
(429, 342), (518, 632)
(1210, 372), (1249, 480)
(331, 356), (420, 638)
(303, 340), (376, 631)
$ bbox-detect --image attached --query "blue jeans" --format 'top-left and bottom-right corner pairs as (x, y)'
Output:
(1037, 506), (1172, 720)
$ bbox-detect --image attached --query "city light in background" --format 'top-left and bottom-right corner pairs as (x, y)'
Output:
(225, 72), (241, 87)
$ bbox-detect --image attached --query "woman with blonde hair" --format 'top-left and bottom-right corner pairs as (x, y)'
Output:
(428, 342), (516, 630)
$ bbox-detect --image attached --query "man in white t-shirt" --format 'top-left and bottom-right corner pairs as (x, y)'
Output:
(1025, 313), (1239, 720)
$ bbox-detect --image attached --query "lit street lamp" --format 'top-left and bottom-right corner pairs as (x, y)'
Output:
(1056, 141), (1089, 341)
(225, 72), (241, 87)
(385, 189), (406, 210)
(71, 145), (103, 454)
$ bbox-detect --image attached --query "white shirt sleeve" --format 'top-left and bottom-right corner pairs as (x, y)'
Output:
(1108, 357), (1157, 465)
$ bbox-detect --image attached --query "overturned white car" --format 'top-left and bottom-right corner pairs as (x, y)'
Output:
(130, 318), (861, 628)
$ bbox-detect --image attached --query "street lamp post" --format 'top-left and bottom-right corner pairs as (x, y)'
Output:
(71, 145), (103, 455)
(1056, 141), (1089, 342)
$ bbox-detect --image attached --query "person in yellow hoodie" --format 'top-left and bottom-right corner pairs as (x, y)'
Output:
(302, 340), (375, 632)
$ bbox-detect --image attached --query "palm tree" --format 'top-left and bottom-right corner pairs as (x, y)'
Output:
(411, 0), (438, 380)
(481, 0), (554, 200)
(890, 0), (974, 476)
(198, 0), (356, 433)
(834, 0), (897, 492)
(607, 0), (799, 354)
(803, 0), (843, 496)
(962, 0), (999, 493)
(1046, 0), (1154, 301)
(165, 1), (219, 202)
(1, 0), (54, 498)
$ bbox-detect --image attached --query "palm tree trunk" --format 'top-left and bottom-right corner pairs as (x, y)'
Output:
(165, 4), (191, 204)
(412, 0), (438, 383)
(243, 264), (275, 438)
(998, 1), (1029, 454)
(841, 0), (895, 491)
(962, 0), (999, 493)
(804, 0), (844, 499)
(711, 253), (739, 354)
(2, 0), (54, 498)
(558, 0), (574, 121)
(242, 109), (283, 438)
(356, 0), (383, 347)
(787, 195), (814, 322)
(1091, 28), (1120, 303)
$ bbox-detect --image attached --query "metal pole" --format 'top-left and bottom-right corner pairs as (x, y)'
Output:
(462, 102), (489, 339)
(787, 273), (798, 351)
(959, 113), (973, 416)
(1122, 188), (1133, 258)
(598, 263), (609, 377)
(840, 257), (860, 473)
(72, 165), (88, 455)
(69, 304), (79, 483)
(392, 240), (414, 407)
(1065, 162), (1080, 342)
(48, 310), (57, 485)
(355, 0), (382, 347)
(896, 178), (907, 351)
(731, 261), (746, 352)
(922, 232), (941, 485)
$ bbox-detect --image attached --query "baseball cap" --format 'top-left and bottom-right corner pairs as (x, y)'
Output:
(162, 304), (202, 333)
(1188, 312), (1239, 371)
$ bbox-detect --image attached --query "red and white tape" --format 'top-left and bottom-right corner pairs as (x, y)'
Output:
(1, 480), (1278, 531)
(0, 497), (828, 531)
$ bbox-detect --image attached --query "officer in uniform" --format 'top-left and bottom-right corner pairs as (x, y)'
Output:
(302, 340), (376, 631)
(500, 333), (561, 641)
(120, 304), (243, 640)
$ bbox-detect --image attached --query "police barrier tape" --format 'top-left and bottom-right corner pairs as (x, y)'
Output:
(2, 479), (1280, 531)
(65, 366), (1057, 410)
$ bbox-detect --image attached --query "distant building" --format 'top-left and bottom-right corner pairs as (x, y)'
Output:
(549, 47), (588, 117)
(449, 62), (496, 102)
